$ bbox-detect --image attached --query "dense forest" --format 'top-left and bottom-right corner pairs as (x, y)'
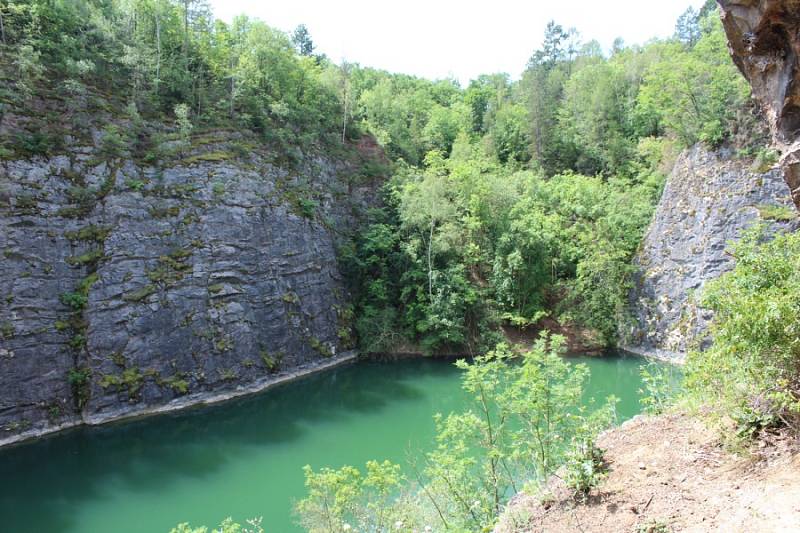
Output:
(0, 0), (761, 353)
(338, 0), (762, 353)
(6, 1), (800, 531)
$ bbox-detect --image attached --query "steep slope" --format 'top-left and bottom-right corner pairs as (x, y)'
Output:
(624, 144), (796, 360)
(496, 413), (800, 533)
(0, 118), (379, 446)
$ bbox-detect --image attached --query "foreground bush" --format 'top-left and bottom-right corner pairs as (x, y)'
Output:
(686, 228), (800, 438)
(295, 334), (617, 532)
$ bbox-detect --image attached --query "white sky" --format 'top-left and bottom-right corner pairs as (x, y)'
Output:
(209, 0), (708, 85)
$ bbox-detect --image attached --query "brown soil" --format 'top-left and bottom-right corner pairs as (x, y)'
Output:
(496, 413), (800, 532)
(502, 317), (606, 355)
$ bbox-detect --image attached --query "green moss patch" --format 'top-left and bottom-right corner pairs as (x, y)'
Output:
(122, 284), (156, 303)
(182, 151), (234, 165)
(756, 204), (797, 221)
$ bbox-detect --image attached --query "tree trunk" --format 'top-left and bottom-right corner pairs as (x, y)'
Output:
(0, 8), (6, 46)
(229, 75), (235, 119)
(340, 63), (350, 143)
(229, 55), (235, 119)
(155, 10), (161, 93)
(183, 0), (190, 65)
(341, 91), (348, 143)
(428, 220), (435, 300)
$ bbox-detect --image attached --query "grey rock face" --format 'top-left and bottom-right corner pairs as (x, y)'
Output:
(623, 145), (796, 361)
(718, 0), (800, 207)
(0, 137), (373, 444)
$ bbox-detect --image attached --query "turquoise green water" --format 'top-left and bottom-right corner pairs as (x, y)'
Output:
(0, 353), (655, 532)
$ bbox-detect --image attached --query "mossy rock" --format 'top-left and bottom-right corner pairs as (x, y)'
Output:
(122, 284), (156, 303)
(66, 249), (106, 268)
(182, 151), (234, 165)
(148, 205), (181, 218)
(309, 336), (333, 358)
(1, 322), (14, 340)
(64, 225), (111, 243)
(756, 204), (796, 221)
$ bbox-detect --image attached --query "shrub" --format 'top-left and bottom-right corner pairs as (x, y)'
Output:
(125, 179), (147, 191)
(563, 435), (607, 500)
(170, 517), (263, 533)
(296, 197), (318, 219)
(66, 249), (105, 268)
(14, 193), (38, 212)
(297, 334), (618, 531)
(68, 367), (91, 408)
(309, 337), (333, 357)
(99, 124), (130, 158)
(121, 368), (144, 396)
(60, 291), (88, 310)
(122, 285), (156, 303)
(756, 203), (796, 222)
(752, 147), (779, 173)
(260, 350), (282, 372)
(64, 225), (111, 243)
(685, 227), (800, 438)
(164, 376), (189, 395)
(296, 461), (409, 533)
(68, 367), (90, 386)
(1, 322), (15, 340)
(636, 520), (671, 533)
(281, 292), (299, 304)
(639, 363), (682, 415)
(15, 131), (60, 157)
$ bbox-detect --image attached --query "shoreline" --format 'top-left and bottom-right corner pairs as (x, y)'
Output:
(0, 352), (358, 450)
(619, 344), (686, 364)
(0, 347), (677, 450)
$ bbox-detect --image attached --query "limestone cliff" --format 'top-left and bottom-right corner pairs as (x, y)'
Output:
(718, 0), (800, 207)
(624, 144), (796, 360)
(0, 121), (379, 445)
(625, 0), (800, 360)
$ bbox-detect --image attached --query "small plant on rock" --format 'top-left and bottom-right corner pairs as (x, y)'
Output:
(636, 519), (671, 533)
(563, 435), (607, 500)
(99, 124), (130, 158)
(639, 363), (681, 415)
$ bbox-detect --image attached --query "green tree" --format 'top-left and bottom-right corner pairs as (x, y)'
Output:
(520, 22), (579, 175)
(297, 336), (617, 531)
(292, 24), (314, 56)
(399, 154), (459, 302)
(559, 60), (637, 175)
(637, 15), (750, 146)
(675, 7), (701, 47)
(686, 228), (800, 439)
(487, 102), (530, 165)
(296, 460), (417, 533)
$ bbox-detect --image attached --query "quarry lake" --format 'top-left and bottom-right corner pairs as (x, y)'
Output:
(0, 353), (659, 532)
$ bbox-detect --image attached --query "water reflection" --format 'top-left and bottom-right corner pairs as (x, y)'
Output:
(0, 354), (654, 532)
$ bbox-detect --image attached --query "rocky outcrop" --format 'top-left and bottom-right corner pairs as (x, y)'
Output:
(718, 0), (800, 208)
(0, 129), (377, 446)
(624, 144), (796, 360)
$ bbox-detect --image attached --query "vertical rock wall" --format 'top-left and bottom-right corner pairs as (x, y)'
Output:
(0, 131), (377, 445)
(624, 145), (796, 360)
